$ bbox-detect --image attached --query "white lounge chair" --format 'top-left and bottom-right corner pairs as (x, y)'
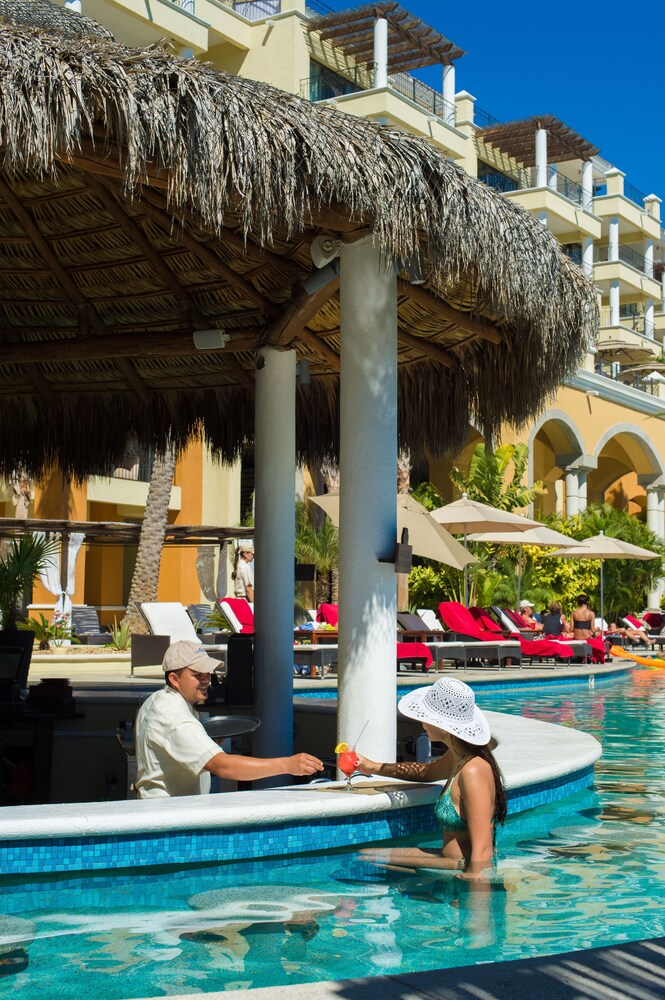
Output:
(138, 602), (228, 649)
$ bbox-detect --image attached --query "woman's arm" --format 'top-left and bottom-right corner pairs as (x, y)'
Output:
(355, 750), (452, 784)
(457, 762), (495, 878)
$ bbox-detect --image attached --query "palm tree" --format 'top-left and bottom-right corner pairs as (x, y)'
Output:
(122, 446), (177, 634)
(449, 442), (545, 511)
(295, 501), (339, 605)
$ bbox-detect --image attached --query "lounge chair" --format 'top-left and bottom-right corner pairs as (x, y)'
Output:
(217, 598), (254, 634)
(186, 603), (230, 645)
(438, 601), (575, 664)
(138, 602), (227, 647)
(417, 608), (444, 631)
(310, 603), (434, 672)
(397, 611), (444, 640)
(620, 615), (665, 648)
(71, 605), (112, 645)
(316, 603), (339, 626)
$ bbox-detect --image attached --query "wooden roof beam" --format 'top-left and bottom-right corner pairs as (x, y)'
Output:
(263, 278), (340, 348)
(398, 329), (454, 367)
(85, 175), (211, 333)
(0, 174), (152, 403)
(397, 279), (503, 345)
(0, 329), (259, 364)
(126, 189), (277, 315)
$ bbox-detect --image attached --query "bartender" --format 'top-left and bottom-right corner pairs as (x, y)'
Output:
(134, 640), (322, 797)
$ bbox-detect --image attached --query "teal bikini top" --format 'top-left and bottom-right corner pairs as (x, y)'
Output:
(434, 759), (468, 833)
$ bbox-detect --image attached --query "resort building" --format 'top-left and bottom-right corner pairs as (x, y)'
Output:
(5, 0), (665, 612)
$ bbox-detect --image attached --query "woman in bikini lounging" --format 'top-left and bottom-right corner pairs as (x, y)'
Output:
(356, 677), (506, 880)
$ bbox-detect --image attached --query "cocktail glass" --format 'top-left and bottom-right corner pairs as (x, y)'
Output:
(336, 746), (359, 791)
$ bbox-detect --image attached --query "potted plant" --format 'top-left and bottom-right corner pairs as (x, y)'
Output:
(0, 534), (60, 689)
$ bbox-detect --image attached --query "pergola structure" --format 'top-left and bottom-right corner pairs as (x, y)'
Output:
(307, 2), (465, 73)
(0, 2), (598, 770)
(478, 115), (599, 167)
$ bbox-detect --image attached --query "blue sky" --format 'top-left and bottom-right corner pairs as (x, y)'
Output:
(324, 1), (663, 198)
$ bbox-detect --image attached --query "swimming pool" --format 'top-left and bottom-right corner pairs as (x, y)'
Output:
(2, 670), (664, 996)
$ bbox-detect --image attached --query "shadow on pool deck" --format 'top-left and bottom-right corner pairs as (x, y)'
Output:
(157, 936), (665, 1000)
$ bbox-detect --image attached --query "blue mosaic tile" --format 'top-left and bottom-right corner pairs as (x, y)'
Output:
(0, 766), (595, 876)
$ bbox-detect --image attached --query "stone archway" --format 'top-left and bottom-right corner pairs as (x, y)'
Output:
(529, 410), (587, 517)
(591, 425), (665, 516)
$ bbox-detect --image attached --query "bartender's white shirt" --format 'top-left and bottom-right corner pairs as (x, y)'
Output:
(134, 686), (223, 798)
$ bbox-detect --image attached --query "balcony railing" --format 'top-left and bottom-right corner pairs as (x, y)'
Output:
(387, 71), (454, 121)
(624, 180), (647, 209)
(477, 166), (589, 209)
(474, 105), (502, 128)
(301, 68), (455, 125)
(301, 72), (360, 102)
(595, 361), (662, 395)
(595, 244), (650, 274)
(546, 166), (586, 206)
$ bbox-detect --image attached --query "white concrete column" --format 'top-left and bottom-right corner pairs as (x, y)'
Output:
(662, 271), (665, 311)
(609, 217), (619, 261)
(582, 160), (593, 212)
(577, 470), (588, 512)
(645, 240), (654, 278)
(565, 470), (579, 517)
(554, 479), (565, 516)
(253, 347), (296, 768)
(582, 237), (594, 278)
(548, 163), (557, 190)
(609, 281), (620, 326)
(645, 299), (655, 338)
(442, 63), (456, 125)
(374, 17), (388, 88)
(535, 128), (548, 187)
(338, 238), (397, 765)
(646, 488), (665, 608)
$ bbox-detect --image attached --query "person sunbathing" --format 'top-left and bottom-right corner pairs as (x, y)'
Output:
(605, 622), (655, 647)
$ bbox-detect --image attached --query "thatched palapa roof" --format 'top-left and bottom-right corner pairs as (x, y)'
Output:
(0, 2), (598, 479)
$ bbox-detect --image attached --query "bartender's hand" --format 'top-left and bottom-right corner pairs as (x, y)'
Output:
(287, 753), (324, 776)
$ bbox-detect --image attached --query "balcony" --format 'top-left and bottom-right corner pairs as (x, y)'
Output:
(594, 246), (661, 299)
(85, 0), (211, 52)
(300, 68), (467, 160)
(476, 164), (600, 238)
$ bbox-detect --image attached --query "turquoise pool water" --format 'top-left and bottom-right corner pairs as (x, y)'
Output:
(3, 670), (665, 997)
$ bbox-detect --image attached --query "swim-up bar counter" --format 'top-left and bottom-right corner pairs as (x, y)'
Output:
(0, 711), (601, 875)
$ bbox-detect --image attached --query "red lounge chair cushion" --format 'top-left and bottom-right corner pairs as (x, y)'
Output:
(221, 598), (254, 634)
(625, 614), (645, 630)
(396, 642), (433, 667)
(317, 603), (339, 626)
(469, 607), (503, 633)
(437, 602), (499, 641)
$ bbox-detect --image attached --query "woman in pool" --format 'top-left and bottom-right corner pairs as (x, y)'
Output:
(356, 677), (506, 880)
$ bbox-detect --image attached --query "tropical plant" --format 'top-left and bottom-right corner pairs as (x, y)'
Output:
(0, 534), (60, 631)
(449, 442), (545, 511)
(122, 446), (177, 635)
(295, 501), (339, 605)
(18, 611), (74, 651)
(202, 606), (234, 632)
(541, 504), (665, 621)
(110, 617), (132, 651)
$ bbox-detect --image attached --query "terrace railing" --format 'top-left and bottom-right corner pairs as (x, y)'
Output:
(595, 244), (649, 274)
(387, 71), (455, 122)
(548, 167), (585, 206)
(301, 72), (360, 102)
(624, 180), (648, 209)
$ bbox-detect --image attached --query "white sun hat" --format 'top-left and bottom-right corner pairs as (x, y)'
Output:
(398, 677), (491, 745)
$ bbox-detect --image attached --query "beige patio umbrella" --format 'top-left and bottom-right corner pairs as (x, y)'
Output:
(431, 494), (540, 603)
(310, 493), (477, 571)
(468, 525), (583, 604)
(547, 531), (660, 626)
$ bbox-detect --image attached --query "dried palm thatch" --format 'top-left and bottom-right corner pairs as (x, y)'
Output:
(0, 5), (598, 480)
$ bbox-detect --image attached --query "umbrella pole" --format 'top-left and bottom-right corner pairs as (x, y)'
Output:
(600, 560), (604, 629)
(517, 547), (522, 605)
(464, 529), (469, 606)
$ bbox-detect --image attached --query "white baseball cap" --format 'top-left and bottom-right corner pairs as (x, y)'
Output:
(162, 641), (219, 674)
(519, 599), (535, 609)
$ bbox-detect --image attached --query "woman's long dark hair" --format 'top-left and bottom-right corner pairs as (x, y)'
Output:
(231, 547), (241, 582)
(455, 736), (507, 828)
